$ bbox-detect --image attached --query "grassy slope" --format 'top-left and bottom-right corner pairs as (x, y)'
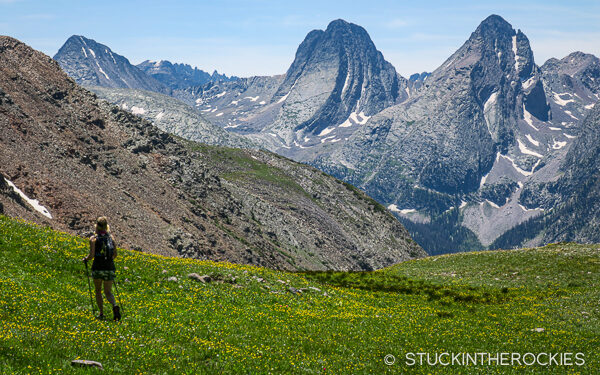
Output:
(1, 215), (598, 374)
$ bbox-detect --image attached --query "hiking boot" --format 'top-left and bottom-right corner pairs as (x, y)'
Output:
(113, 305), (121, 321)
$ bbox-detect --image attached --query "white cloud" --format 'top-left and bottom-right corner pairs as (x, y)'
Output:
(385, 18), (409, 29)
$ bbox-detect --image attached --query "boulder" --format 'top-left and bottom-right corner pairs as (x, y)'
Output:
(71, 359), (103, 370)
(188, 273), (211, 283)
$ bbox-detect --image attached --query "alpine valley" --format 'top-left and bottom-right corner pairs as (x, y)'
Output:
(0, 36), (425, 271)
(51, 15), (600, 255)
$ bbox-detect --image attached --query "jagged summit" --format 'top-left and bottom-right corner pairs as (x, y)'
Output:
(54, 35), (168, 93)
(476, 14), (514, 32)
(137, 60), (236, 90)
(269, 18), (404, 137)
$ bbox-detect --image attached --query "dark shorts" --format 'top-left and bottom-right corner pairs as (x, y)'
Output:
(92, 270), (116, 281)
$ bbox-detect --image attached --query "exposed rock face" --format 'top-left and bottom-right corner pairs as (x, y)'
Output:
(89, 86), (255, 149)
(492, 101), (600, 248)
(311, 15), (597, 253)
(179, 75), (286, 131)
(0, 36), (425, 270)
(54, 35), (168, 93)
(186, 19), (407, 157)
(137, 60), (236, 91)
(270, 19), (404, 136)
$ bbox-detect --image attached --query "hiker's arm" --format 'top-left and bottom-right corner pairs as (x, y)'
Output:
(111, 235), (117, 259)
(83, 237), (95, 262)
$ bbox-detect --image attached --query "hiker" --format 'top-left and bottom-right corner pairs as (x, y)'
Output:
(82, 216), (121, 321)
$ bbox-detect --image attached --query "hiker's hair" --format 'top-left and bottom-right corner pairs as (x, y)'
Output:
(95, 216), (110, 234)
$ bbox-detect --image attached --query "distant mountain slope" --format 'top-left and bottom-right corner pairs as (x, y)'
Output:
(187, 19), (408, 156)
(137, 60), (237, 90)
(54, 35), (168, 93)
(311, 15), (600, 254)
(89, 86), (255, 149)
(492, 99), (600, 248)
(0, 36), (424, 270)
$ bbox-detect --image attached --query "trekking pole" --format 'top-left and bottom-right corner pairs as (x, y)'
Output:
(84, 260), (95, 316)
(113, 278), (124, 318)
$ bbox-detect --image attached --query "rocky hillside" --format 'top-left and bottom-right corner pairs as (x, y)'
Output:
(89, 86), (255, 149)
(137, 60), (236, 90)
(0, 36), (424, 270)
(54, 35), (168, 93)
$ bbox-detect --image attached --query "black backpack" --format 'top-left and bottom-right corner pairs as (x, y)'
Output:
(95, 233), (115, 260)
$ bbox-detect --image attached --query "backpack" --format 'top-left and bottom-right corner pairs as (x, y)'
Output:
(95, 233), (115, 260)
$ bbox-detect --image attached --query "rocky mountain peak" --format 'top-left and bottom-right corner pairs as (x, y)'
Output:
(270, 18), (403, 137)
(54, 35), (168, 93)
(474, 14), (515, 36)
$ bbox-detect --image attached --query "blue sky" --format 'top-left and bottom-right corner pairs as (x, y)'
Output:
(1, 0), (599, 77)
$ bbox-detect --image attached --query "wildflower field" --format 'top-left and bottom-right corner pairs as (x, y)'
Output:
(0, 215), (598, 374)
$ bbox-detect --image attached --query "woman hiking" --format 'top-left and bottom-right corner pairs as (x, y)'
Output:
(82, 216), (121, 321)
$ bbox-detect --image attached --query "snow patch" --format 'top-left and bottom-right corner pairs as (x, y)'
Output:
(320, 136), (336, 143)
(523, 104), (539, 131)
(484, 92), (498, 112)
(584, 103), (595, 110)
(293, 140), (308, 149)
(564, 133), (576, 139)
(342, 70), (351, 96)
(81, 47), (88, 58)
(481, 200), (500, 209)
(230, 100), (239, 105)
(216, 113), (223, 117)
(525, 134), (539, 147)
(499, 153), (536, 176)
(88, 48), (96, 58)
(480, 172), (489, 188)
(245, 96), (259, 102)
(339, 111), (370, 127)
(98, 66), (110, 80)
(318, 127), (335, 137)
(459, 201), (468, 209)
(519, 204), (543, 212)
(553, 92), (574, 106)
(216, 91), (226, 98)
(156, 112), (165, 120)
(304, 137), (311, 143)
(512, 35), (520, 72)
(522, 76), (535, 90)
(210, 108), (218, 113)
(517, 139), (543, 158)
(277, 93), (289, 103)
(4, 178), (52, 219)
(552, 140), (567, 149)
(259, 101), (266, 105)
(388, 205), (417, 214)
(549, 127), (562, 131)
(120, 103), (128, 110)
(131, 106), (145, 115)
(564, 110), (578, 120)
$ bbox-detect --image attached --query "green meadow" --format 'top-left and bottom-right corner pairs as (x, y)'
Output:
(0, 215), (598, 374)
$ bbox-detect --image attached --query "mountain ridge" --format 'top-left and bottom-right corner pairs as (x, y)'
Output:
(1, 35), (425, 270)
